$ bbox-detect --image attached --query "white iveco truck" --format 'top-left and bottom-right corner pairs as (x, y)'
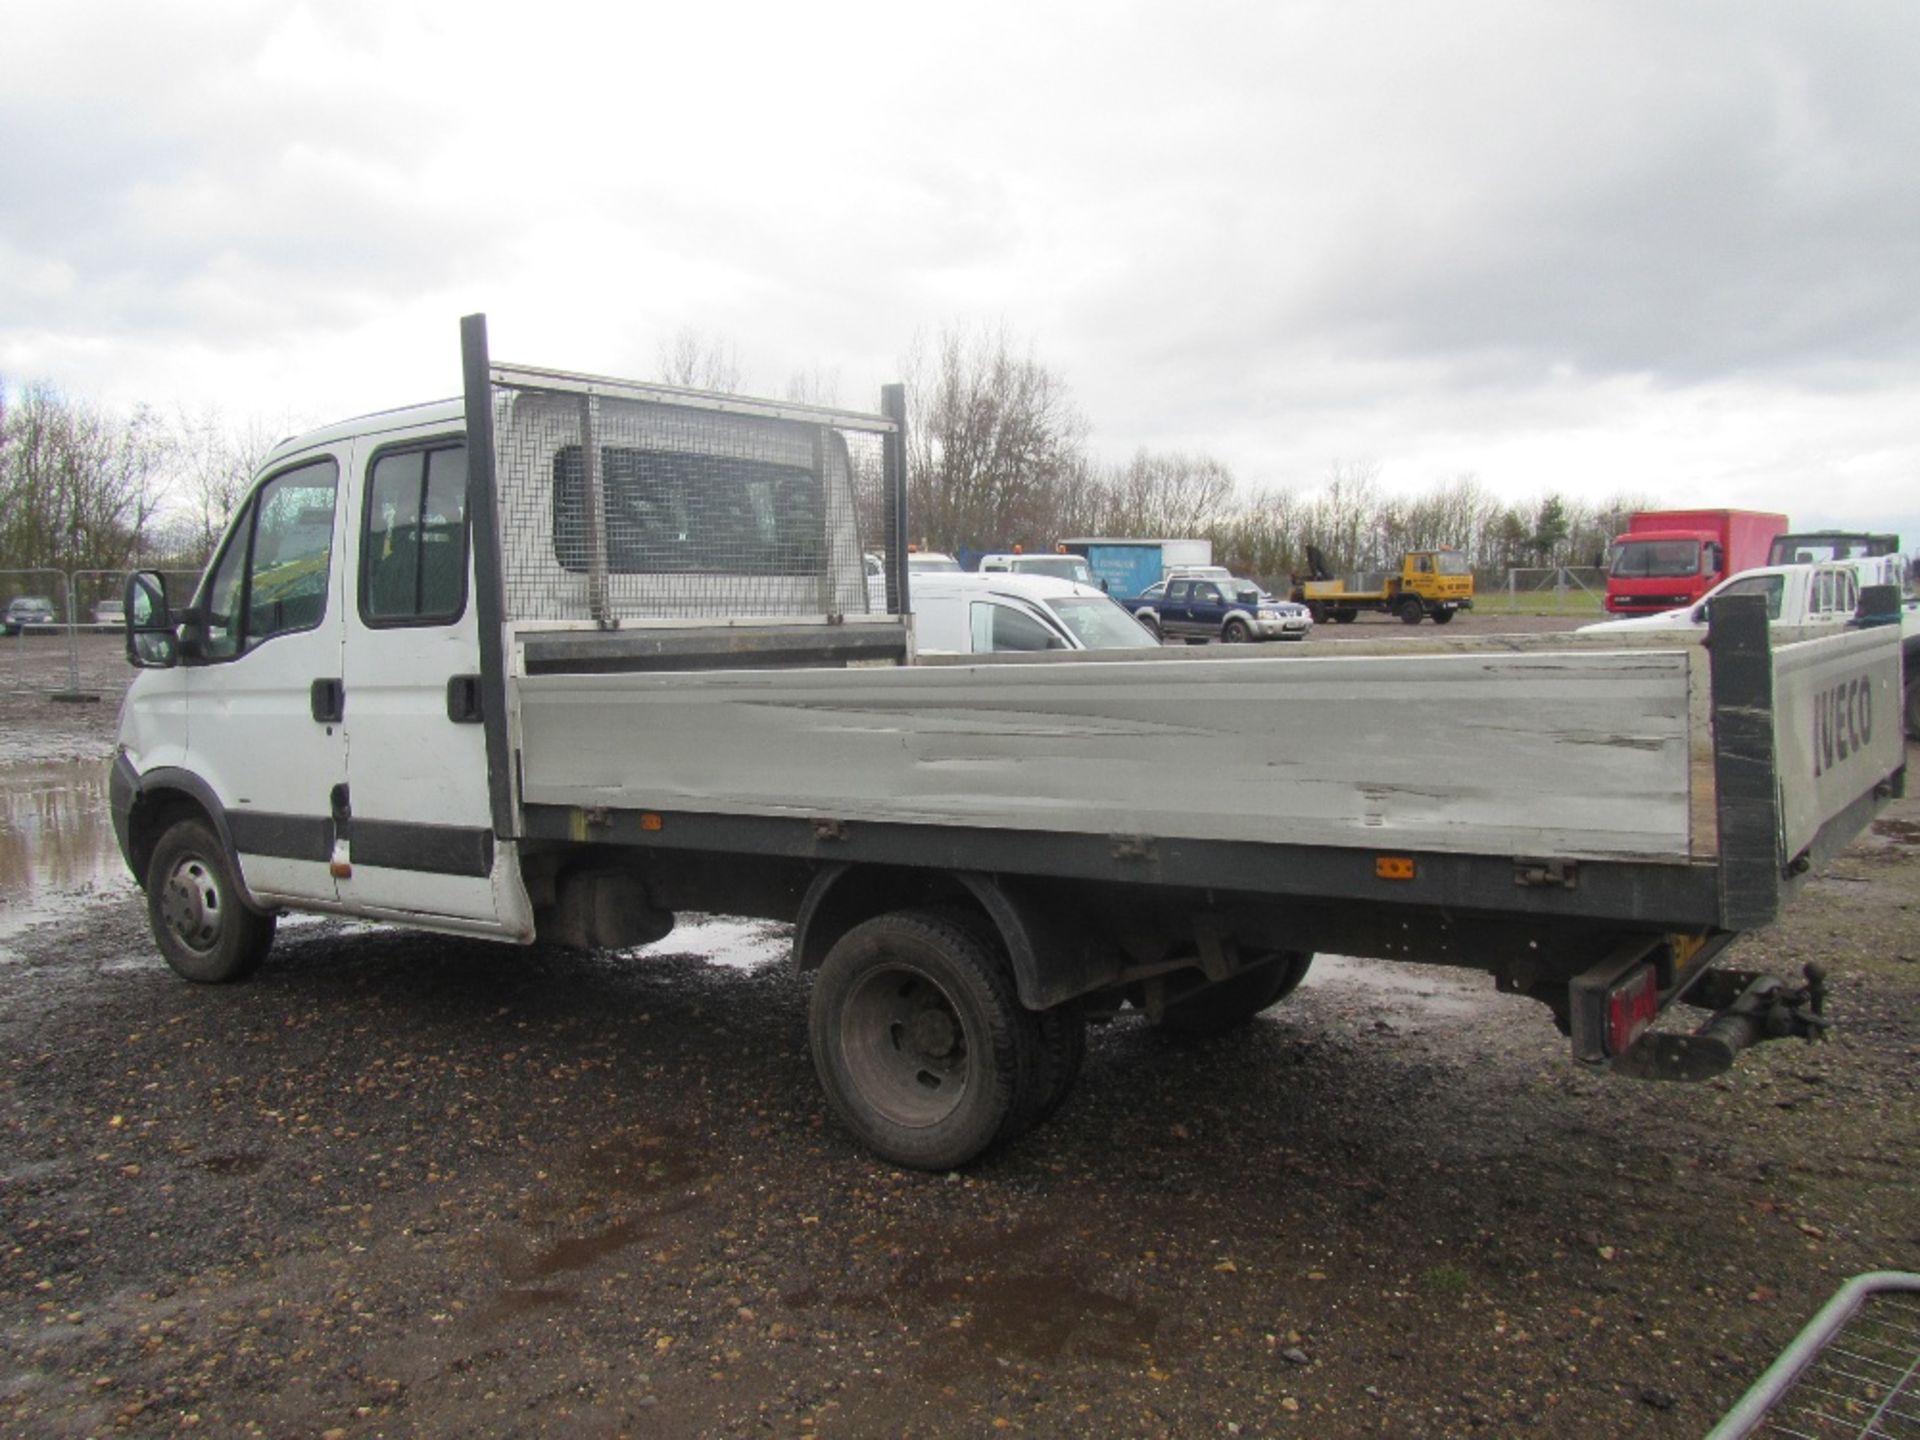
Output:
(111, 317), (1908, 1169)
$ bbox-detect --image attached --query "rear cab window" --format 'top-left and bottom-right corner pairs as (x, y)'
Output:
(361, 442), (470, 626)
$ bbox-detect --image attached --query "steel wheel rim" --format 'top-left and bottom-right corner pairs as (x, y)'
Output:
(840, 963), (972, 1128)
(161, 856), (224, 953)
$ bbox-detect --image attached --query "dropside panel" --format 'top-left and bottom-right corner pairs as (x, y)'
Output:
(515, 649), (1697, 863)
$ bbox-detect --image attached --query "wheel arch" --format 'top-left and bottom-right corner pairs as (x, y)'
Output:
(792, 866), (1065, 1010)
(121, 765), (267, 911)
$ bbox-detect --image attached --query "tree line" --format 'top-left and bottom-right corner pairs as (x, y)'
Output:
(5, 326), (1656, 589)
(0, 380), (284, 579)
(900, 325), (1655, 587)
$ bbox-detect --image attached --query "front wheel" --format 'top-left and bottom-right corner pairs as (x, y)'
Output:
(808, 910), (1040, 1170)
(1222, 617), (1252, 644)
(146, 819), (276, 983)
(1155, 952), (1314, 1038)
(1398, 597), (1425, 625)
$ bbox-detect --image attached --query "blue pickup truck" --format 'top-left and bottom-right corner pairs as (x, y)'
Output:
(1132, 576), (1314, 644)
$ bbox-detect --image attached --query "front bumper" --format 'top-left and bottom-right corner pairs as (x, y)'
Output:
(1251, 613), (1314, 639)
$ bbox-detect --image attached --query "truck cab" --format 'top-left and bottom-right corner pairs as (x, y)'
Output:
(1605, 510), (1788, 616)
(112, 400), (534, 961)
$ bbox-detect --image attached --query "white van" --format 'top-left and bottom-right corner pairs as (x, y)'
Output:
(911, 573), (1160, 654)
(975, 552), (1099, 588)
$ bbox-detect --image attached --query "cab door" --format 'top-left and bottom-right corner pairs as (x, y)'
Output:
(184, 453), (347, 904)
(336, 432), (514, 932)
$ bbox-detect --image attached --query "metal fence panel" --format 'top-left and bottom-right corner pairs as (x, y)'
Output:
(489, 377), (887, 625)
(1706, 1271), (1920, 1440)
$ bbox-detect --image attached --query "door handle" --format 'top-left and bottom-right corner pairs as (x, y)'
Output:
(310, 678), (345, 723)
(445, 674), (484, 724)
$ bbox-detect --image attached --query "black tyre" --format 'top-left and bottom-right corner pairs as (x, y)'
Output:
(1026, 1002), (1087, 1128)
(1305, 603), (1327, 626)
(1155, 952), (1314, 1038)
(146, 820), (276, 984)
(809, 910), (1041, 1170)
(1333, 608), (1358, 624)
(1430, 609), (1455, 625)
(1138, 613), (1163, 640)
(1398, 597), (1425, 625)
(926, 906), (1085, 1137)
(1222, 617), (1252, 644)
(1905, 673), (1919, 742)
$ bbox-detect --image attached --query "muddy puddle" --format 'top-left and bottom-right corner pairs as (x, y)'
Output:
(0, 754), (132, 943)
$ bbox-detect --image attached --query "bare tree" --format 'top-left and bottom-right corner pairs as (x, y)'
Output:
(783, 363), (841, 408)
(0, 384), (170, 574)
(904, 324), (1088, 553)
(170, 407), (284, 557)
(657, 328), (743, 393)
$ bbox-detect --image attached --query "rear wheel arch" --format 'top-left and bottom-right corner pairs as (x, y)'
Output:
(793, 866), (1050, 1008)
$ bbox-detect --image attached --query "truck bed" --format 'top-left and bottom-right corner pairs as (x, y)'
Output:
(505, 619), (1904, 938)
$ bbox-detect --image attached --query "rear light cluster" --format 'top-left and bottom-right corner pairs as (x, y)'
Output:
(1606, 965), (1659, 1055)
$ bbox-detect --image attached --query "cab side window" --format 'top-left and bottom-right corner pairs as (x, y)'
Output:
(362, 443), (469, 625)
(200, 458), (340, 660)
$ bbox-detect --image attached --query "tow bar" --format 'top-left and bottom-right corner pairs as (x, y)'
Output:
(1612, 963), (1830, 1082)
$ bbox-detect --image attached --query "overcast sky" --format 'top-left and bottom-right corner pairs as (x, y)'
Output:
(4, 0), (1917, 545)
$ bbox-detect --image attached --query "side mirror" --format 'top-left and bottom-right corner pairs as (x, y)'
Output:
(125, 571), (179, 668)
(1691, 603), (1709, 624)
(1236, 589), (1259, 604)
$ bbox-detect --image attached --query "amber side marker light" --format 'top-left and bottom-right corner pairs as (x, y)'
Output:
(1375, 856), (1416, 881)
(640, 813), (664, 832)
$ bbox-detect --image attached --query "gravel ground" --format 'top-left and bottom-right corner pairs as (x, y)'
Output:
(2, 630), (1916, 1439)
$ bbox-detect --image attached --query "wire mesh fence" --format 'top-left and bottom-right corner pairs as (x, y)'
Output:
(1499, 565), (1608, 614)
(2, 567), (203, 697)
(488, 373), (892, 626)
(1707, 1272), (1920, 1439)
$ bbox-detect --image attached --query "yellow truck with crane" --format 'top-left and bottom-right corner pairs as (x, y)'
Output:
(1290, 544), (1475, 625)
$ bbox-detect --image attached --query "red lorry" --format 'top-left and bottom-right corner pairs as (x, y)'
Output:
(1604, 509), (1788, 616)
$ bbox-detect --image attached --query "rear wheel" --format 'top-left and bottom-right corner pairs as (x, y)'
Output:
(1138, 613), (1162, 640)
(1154, 952), (1314, 1038)
(926, 907), (1085, 1135)
(1305, 603), (1327, 626)
(1905, 673), (1919, 741)
(808, 910), (1041, 1170)
(1398, 597), (1425, 625)
(146, 819), (276, 984)
(1332, 608), (1358, 624)
(1222, 617), (1252, 644)
(1430, 608), (1456, 625)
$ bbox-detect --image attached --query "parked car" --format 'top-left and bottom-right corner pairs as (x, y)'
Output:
(906, 550), (962, 574)
(1132, 576), (1313, 643)
(3, 596), (56, 635)
(92, 598), (126, 629)
(911, 573), (1160, 654)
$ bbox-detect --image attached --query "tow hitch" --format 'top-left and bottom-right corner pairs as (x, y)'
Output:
(1612, 964), (1830, 1082)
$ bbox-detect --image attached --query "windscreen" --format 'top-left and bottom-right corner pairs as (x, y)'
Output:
(1611, 540), (1700, 579)
(1045, 597), (1160, 649)
(1715, 573), (1786, 619)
